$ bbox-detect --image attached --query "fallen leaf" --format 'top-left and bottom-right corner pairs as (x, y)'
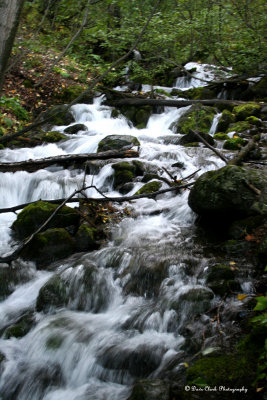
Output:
(237, 294), (248, 301)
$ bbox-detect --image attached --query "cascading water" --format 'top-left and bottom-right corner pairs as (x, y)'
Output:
(0, 82), (252, 399)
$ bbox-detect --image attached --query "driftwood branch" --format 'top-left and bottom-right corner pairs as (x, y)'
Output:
(192, 130), (228, 163)
(0, 149), (139, 173)
(0, 182), (194, 216)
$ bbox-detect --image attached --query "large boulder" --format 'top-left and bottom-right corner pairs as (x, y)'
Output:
(170, 104), (216, 135)
(178, 130), (215, 146)
(233, 102), (261, 121)
(216, 109), (235, 133)
(112, 161), (144, 190)
(120, 105), (153, 128)
(188, 165), (267, 222)
(11, 201), (79, 240)
(97, 134), (140, 153)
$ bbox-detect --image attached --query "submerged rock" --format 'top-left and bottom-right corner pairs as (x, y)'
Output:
(188, 165), (267, 222)
(97, 134), (140, 152)
(75, 223), (98, 252)
(3, 312), (35, 339)
(170, 104), (216, 135)
(11, 201), (79, 240)
(36, 275), (68, 312)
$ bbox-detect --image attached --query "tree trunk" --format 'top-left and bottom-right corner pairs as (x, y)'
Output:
(0, 0), (25, 94)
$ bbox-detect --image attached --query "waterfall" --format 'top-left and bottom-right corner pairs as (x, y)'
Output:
(0, 75), (250, 400)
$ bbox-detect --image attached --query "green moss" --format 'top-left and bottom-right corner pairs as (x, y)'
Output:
(141, 173), (160, 183)
(120, 105), (152, 127)
(40, 105), (75, 127)
(46, 335), (64, 350)
(214, 133), (229, 140)
(75, 224), (98, 251)
(245, 116), (262, 126)
(4, 313), (34, 339)
(216, 109), (235, 132)
(0, 144), (4, 150)
(11, 201), (79, 240)
(41, 130), (67, 143)
(233, 103), (261, 121)
(135, 181), (162, 195)
(112, 161), (137, 188)
(111, 109), (120, 118)
(55, 85), (89, 103)
(226, 120), (251, 133)
(170, 104), (216, 135)
(36, 275), (68, 312)
(223, 137), (247, 150)
(207, 264), (235, 282)
(22, 228), (76, 267)
(64, 124), (87, 134)
(187, 354), (255, 387)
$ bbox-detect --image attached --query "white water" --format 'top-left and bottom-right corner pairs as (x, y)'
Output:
(0, 82), (245, 400)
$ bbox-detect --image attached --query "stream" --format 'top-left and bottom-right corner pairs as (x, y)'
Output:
(0, 64), (255, 399)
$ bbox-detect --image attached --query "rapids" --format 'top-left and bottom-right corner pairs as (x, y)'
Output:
(0, 69), (252, 399)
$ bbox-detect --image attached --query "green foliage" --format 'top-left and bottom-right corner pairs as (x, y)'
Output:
(0, 96), (29, 120)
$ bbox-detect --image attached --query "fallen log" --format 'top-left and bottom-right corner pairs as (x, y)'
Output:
(104, 97), (247, 108)
(192, 130), (228, 164)
(0, 149), (139, 173)
(0, 182), (194, 215)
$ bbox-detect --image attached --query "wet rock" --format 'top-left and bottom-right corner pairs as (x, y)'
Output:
(141, 173), (161, 183)
(120, 105), (153, 128)
(64, 123), (87, 134)
(135, 181), (162, 196)
(229, 215), (264, 239)
(127, 379), (170, 400)
(178, 130), (215, 146)
(188, 165), (267, 222)
(170, 104), (216, 135)
(233, 102), (261, 121)
(258, 233), (267, 265)
(206, 264), (239, 296)
(118, 182), (135, 195)
(112, 161), (144, 190)
(184, 86), (216, 100)
(21, 228), (76, 267)
(171, 287), (214, 315)
(98, 345), (162, 378)
(223, 239), (252, 256)
(0, 265), (30, 300)
(97, 134), (140, 152)
(223, 137), (247, 150)
(11, 201), (79, 240)
(55, 85), (93, 103)
(75, 223), (98, 252)
(216, 109), (235, 132)
(38, 104), (75, 129)
(226, 120), (252, 134)
(36, 275), (68, 312)
(3, 312), (35, 339)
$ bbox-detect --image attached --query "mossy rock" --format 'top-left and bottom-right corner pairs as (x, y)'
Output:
(188, 165), (267, 221)
(36, 275), (68, 312)
(120, 105), (152, 128)
(111, 109), (121, 118)
(40, 130), (67, 143)
(97, 134), (140, 152)
(11, 201), (79, 240)
(178, 130), (215, 146)
(250, 76), (267, 101)
(184, 86), (216, 100)
(171, 287), (214, 315)
(226, 120), (251, 133)
(233, 103), (261, 121)
(127, 379), (170, 400)
(55, 85), (92, 103)
(112, 161), (136, 188)
(245, 116), (262, 126)
(38, 105), (75, 128)
(216, 109), (235, 132)
(170, 104), (216, 135)
(135, 181), (162, 195)
(75, 224), (98, 252)
(223, 239), (252, 256)
(64, 123), (87, 134)
(21, 228), (76, 267)
(187, 354), (256, 388)
(4, 312), (35, 339)
(206, 264), (239, 296)
(214, 133), (229, 140)
(183, 142), (199, 147)
(223, 137), (247, 150)
(141, 173), (161, 183)
(229, 215), (264, 239)
(170, 88), (185, 97)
